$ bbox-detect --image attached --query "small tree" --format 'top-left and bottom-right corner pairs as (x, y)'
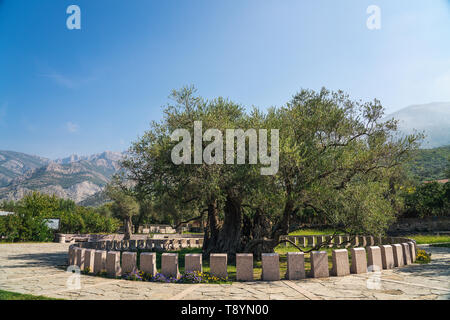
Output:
(105, 178), (140, 240)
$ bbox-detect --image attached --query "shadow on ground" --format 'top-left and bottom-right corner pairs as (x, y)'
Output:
(5, 252), (68, 270)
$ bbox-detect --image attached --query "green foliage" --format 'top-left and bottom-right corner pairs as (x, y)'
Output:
(121, 86), (421, 254)
(0, 289), (59, 300)
(0, 192), (120, 242)
(401, 182), (450, 217)
(0, 210), (53, 242)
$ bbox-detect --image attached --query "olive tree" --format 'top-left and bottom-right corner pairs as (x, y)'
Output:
(121, 87), (421, 258)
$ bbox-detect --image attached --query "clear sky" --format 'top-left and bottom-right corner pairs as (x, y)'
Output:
(1, 0), (449, 159)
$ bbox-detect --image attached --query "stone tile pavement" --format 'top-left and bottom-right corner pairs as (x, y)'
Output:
(0, 243), (449, 300)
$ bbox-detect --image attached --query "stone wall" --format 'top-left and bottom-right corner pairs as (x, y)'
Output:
(68, 236), (417, 281)
(387, 217), (450, 235)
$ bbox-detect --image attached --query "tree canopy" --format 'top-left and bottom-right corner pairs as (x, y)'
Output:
(121, 87), (422, 257)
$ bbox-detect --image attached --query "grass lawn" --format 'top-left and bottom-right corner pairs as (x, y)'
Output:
(0, 289), (59, 300)
(288, 228), (344, 236)
(288, 228), (450, 245)
(407, 234), (450, 244)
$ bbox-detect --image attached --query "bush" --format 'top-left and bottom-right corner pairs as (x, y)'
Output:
(0, 210), (53, 242)
(401, 182), (450, 218)
(0, 192), (120, 242)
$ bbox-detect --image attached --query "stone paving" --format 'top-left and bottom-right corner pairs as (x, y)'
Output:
(0, 243), (449, 300)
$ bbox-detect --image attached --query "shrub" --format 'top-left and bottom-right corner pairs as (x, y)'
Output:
(0, 210), (53, 242)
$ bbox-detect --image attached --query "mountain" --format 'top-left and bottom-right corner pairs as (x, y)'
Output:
(0, 151), (124, 205)
(384, 102), (450, 148)
(0, 151), (51, 187)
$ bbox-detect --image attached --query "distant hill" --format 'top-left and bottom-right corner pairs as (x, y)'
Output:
(0, 151), (123, 204)
(0, 151), (50, 187)
(384, 102), (450, 148)
(405, 145), (450, 182)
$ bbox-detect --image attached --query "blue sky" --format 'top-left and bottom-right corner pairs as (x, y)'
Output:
(1, 0), (449, 159)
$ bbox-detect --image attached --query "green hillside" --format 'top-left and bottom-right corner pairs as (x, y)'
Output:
(406, 145), (450, 181)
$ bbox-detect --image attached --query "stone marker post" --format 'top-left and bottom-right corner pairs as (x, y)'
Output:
(391, 244), (404, 267)
(331, 249), (350, 276)
(210, 254), (228, 279)
(286, 252), (305, 280)
(106, 251), (121, 277)
(261, 253), (280, 281)
(84, 249), (95, 273)
(310, 251), (329, 278)
(380, 245), (395, 269)
(161, 253), (180, 279)
(367, 246), (382, 271)
(122, 252), (137, 274)
(94, 250), (106, 274)
(236, 253), (254, 281)
(401, 243), (412, 265)
(140, 252), (157, 277)
(185, 254), (203, 273)
(350, 248), (367, 274)
(76, 248), (86, 270)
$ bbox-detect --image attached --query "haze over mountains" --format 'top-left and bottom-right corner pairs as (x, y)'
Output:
(384, 102), (450, 149)
(0, 151), (123, 205)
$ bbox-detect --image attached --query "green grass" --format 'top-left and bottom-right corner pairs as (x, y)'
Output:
(0, 289), (59, 300)
(407, 234), (450, 244)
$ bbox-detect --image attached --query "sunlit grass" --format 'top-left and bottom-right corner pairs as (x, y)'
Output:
(407, 234), (450, 244)
(0, 289), (59, 300)
(288, 228), (343, 236)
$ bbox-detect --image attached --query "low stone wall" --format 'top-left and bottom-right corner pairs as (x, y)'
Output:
(67, 236), (417, 281)
(280, 235), (412, 248)
(387, 217), (450, 235)
(57, 233), (202, 244)
(76, 238), (204, 251)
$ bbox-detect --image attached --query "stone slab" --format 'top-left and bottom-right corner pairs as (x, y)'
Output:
(261, 253), (280, 281)
(380, 245), (395, 269)
(122, 252), (137, 274)
(185, 254), (202, 273)
(210, 254), (228, 279)
(76, 248), (86, 270)
(310, 251), (329, 278)
(84, 249), (95, 273)
(236, 253), (254, 281)
(331, 249), (350, 276)
(93, 250), (106, 274)
(402, 243), (412, 265)
(138, 252), (156, 277)
(350, 248), (367, 274)
(367, 246), (383, 272)
(286, 252), (305, 280)
(392, 244), (404, 267)
(161, 253), (180, 279)
(106, 251), (121, 277)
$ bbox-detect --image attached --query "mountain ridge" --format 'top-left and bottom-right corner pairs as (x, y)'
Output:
(384, 102), (450, 148)
(0, 150), (125, 205)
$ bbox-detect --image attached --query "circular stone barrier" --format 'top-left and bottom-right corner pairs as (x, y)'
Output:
(67, 235), (417, 282)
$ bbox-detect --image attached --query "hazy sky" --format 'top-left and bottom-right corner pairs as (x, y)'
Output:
(1, 0), (449, 158)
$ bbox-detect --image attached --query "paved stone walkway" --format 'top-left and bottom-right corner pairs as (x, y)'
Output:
(0, 243), (449, 300)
